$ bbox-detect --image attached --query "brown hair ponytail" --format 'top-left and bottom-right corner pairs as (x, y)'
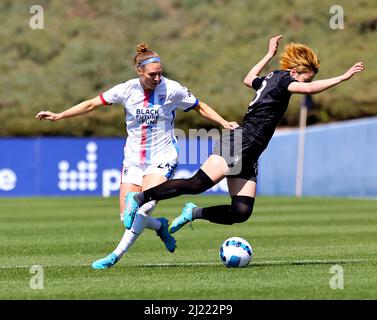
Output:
(133, 42), (159, 68)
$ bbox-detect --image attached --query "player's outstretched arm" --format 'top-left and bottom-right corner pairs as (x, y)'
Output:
(288, 62), (365, 94)
(243, 35), (282, 88)
(35, 96), (104, 121)
(194, 101), (239, 129)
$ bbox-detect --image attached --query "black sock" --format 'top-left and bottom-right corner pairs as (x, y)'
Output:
(202, 205), (233, 225)
(201, 196), (254, 225)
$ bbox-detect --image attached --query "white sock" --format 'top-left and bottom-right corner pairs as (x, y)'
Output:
(139, 200), (161, 231)
(147, 216), (162, 231)
(131, 211), (148, 234)
(139, 200), (157, 215)
(113, 212), (148, 258)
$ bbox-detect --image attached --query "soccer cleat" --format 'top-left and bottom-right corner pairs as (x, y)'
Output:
(156, 217), (177, 253)
(123, 192), (141, 229)
(169, 202), (197, 234)
(91, 253), (119, 269)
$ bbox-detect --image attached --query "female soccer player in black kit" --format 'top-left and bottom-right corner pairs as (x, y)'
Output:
(124, 35), (365, 234)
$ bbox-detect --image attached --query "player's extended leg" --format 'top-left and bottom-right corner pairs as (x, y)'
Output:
(124, 155), (229, 221)
(92, 181), (140, 269)
(92, 209), (149, 269)
(140, 174), (176, 252)
(92, 177), (176, 269)
(119, 175), (176, 251)
(122, 174), (176, 252)
(170, 178), (256, 233)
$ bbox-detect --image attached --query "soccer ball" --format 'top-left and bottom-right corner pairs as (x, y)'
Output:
(219, 237), (253, 268)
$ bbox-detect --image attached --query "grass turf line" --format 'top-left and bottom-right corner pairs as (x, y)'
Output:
(0, 196), (376, 299)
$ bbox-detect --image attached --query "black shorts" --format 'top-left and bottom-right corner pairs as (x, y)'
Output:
(211, 128), (265, 182)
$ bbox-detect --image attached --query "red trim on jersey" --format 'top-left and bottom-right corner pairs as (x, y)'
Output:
(139, 91), (150, 164)
(139, 125), (147, 164)
(99, 93), (110, 106)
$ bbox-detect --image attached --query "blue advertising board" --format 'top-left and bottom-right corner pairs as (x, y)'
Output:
(0, 136), (228, 197)
(1, 117), (377, 197)
(258, 117), (377, 197)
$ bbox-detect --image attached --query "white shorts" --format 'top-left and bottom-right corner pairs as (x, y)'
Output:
(121, 160), (178, 186)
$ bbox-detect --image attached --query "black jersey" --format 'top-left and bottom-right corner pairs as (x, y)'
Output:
(242, 70), (297, 148)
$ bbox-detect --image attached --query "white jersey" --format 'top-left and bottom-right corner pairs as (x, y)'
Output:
(99, 77), (198, 165)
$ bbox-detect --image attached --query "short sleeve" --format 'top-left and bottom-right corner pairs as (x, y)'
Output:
(99, 83), (125, 106)
(251, 76), (265, 91)
(173, 86), (199, 112)
(278, 75), (297, 91)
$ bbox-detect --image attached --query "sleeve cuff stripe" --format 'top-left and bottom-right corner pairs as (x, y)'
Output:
(184, 99), (199, 112)
(99, 93), (111, 106)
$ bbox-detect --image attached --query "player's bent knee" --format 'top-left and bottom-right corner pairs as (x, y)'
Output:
(232, 210), (253, 223)
(231, 196), (255, 223)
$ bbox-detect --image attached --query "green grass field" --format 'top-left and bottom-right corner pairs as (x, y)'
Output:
(0, 196), (376, 300)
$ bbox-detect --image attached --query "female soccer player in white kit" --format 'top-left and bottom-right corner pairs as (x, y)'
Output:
(36, 42), (238, 269)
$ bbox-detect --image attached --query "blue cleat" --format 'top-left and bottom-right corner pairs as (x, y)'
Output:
(123, 192), (141, 229)
(169, 202), (197, 234)
(92, 253), (119, 269)
(156, 217), (177, 253)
